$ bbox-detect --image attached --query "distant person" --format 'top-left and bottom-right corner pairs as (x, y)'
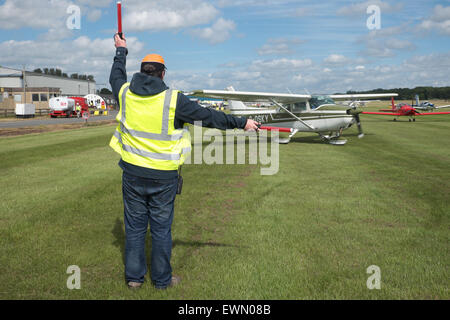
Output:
(109, 34), (260, 290)
(76, 104), (81, 118)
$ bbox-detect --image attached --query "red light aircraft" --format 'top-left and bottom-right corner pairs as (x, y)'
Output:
(362, 97), (450, 121)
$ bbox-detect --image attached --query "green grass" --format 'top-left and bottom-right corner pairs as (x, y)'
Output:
(0, 114), (449, 300)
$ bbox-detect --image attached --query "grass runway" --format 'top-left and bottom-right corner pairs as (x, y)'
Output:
(0, 107), (449, 299)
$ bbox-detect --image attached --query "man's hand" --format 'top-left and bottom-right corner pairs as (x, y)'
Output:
(115, 33), (127, 49)
(244, 119), (261, 132)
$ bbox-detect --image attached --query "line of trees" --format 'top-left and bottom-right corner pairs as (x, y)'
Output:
(98, 88), (112, 95)
(346, 87), (450, 100)
(33, 68), (94, 81)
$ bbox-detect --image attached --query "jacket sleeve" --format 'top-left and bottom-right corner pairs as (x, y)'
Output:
(109, 47), (128, 103)
(175, 93), (247, 130)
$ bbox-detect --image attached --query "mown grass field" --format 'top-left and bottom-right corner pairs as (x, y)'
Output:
(0, 104), (449, 300)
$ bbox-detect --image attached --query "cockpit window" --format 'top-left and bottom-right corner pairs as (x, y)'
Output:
(310, 96), (335, 109)
(292, 102), (307, 112)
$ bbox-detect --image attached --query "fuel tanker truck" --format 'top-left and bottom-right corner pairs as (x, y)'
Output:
(49, 96), (88, 118)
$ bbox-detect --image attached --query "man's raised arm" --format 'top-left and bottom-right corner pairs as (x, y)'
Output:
(110, 34), (128, 102)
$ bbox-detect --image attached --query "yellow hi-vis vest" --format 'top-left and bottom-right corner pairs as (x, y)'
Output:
(109, 83), (191, 171)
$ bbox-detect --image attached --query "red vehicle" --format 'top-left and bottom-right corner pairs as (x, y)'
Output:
(49, 96), (89, 118)
(70, 96), (89, 118)
(362, 97), (450, 121)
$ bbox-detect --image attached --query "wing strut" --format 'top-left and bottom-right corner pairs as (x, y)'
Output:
(269, 99), (316, 131)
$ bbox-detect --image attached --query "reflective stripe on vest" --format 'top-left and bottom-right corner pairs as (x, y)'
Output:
(120, 86), (183, 141)
(113, 130), (184, 160)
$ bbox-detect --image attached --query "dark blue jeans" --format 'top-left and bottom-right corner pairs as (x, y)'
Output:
(122, 172), (178, 288)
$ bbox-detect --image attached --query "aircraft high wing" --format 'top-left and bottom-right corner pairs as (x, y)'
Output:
(307, 93), (398, 110)
(328, 93), (399, 100)
(190, 89), (310, 104)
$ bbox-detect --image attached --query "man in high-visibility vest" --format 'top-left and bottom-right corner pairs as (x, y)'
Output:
(110, 34), (260, 290)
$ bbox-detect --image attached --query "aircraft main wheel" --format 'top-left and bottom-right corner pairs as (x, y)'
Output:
(393, 119), (397, 121)
(413, 119), (416, 122)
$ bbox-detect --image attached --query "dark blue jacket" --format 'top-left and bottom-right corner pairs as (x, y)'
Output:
(110, 47), (247, 179)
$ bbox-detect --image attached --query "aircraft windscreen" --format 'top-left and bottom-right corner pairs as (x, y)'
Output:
(310, 96), (335, 109)
(291, 102), (307, 112)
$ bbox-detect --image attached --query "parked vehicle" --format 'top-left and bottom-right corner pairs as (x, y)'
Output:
(49, 97), (88, 118)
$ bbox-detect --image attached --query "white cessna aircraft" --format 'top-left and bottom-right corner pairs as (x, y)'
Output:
(190, 87), (398, 145)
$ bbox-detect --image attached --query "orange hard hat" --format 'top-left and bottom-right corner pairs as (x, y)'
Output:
(142, 54), (165, 65)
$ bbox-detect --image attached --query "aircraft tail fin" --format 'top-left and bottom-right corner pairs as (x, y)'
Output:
(226, 86), (248, 113)
(415, 94), (420, 106)
(225, 86), (272, 116)
(391, 97), (395, 110)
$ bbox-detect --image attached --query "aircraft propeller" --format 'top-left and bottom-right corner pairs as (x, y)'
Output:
(347, 109), (364, 138)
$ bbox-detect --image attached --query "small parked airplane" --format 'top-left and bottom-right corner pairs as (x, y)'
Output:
(362, 97), (450, 122)
(411, 94), (450, 112)
(190, 87), (398, 145)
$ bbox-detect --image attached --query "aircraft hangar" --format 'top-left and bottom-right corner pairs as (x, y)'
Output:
(0, 66), (96, 110)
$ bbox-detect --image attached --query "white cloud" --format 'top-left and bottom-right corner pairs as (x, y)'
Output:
(214, 0), (315, 18)
(215, 0), (295, 7)
(292, 8), (311, 17)
(337, 0), (403, 16)
(356, 24), (416, 58)
(0, 36), (145, 84)
(121, 0), (238, 44)
(257, 38), (304, 56)
(165, 52), (450, 94)
(76, 0), (113, 7)
(417, 5), (450, 35)
(384, 39), (415, 50)
(324, 54), (348, 64)
(0, 0), (70, 30)
(360, 37), (416, 58)
(366, 25), (406, 38)
(250, 58), (313, 70)
(0, 0), (110, 30)
(123, 0), (220, 31)
(190, 18), (236, 44)
(87, 9), (103, 23)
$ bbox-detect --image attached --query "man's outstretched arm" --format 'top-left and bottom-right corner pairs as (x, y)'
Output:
(175, 93), (260, 131)
(110, 34), (128, 102)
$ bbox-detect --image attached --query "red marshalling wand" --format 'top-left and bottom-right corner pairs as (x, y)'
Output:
(117, 1), (123, 39)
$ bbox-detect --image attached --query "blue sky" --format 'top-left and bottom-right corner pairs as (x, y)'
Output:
(0, 0), (449, 93)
